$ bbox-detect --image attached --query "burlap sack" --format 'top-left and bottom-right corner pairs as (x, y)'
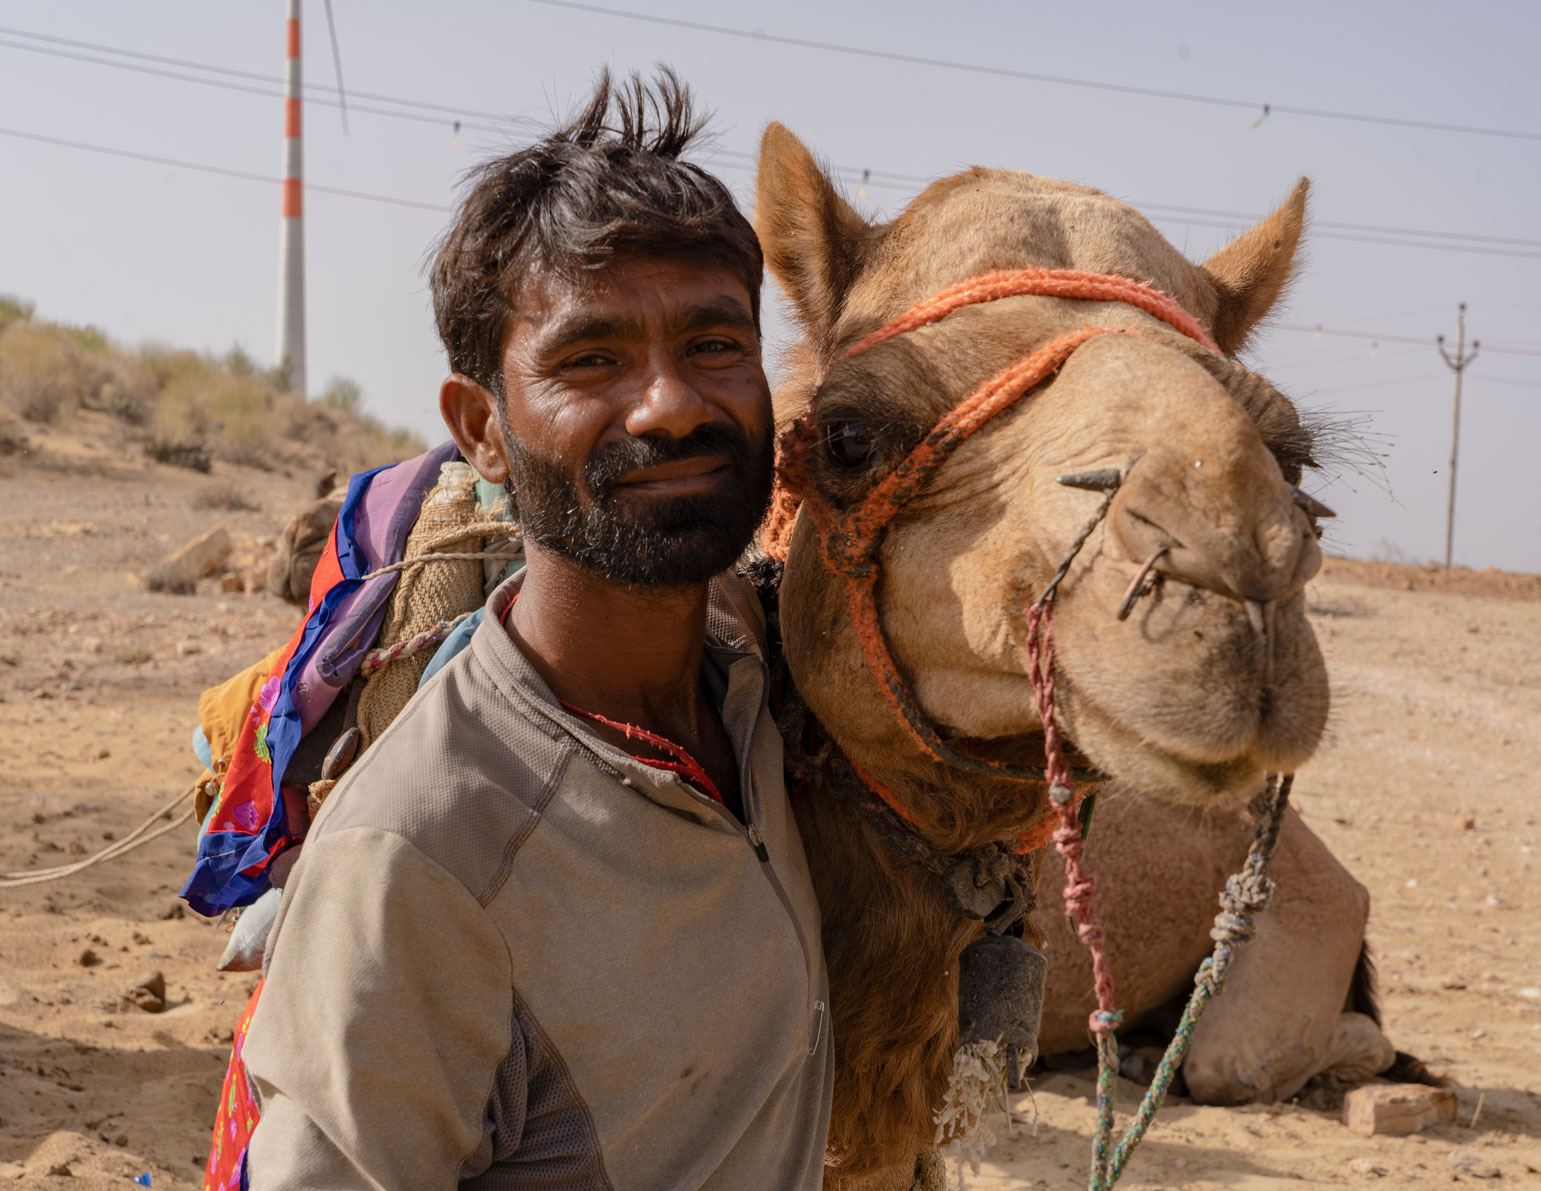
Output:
(354, 463), (489, 748)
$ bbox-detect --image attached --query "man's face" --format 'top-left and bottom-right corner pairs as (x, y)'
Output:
(492, 256), (773, 588)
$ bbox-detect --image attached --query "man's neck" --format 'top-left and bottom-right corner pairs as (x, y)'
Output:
(504, 542), (712, 736)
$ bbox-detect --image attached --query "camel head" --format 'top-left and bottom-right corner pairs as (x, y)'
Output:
(756, 125), (1328, 839)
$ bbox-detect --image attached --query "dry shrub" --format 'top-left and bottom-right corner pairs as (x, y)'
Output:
(97, 353), (158, 424)
(143, 437), (213, 472)
(193, 486), (260, 512)
(0, 294), (35, 333)
(149, 365), (277, 470)
(0, 408), (29, 455)
(0, 323), (100, 423)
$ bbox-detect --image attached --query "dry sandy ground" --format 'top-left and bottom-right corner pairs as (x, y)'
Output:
(2, 425), (1538, 1189)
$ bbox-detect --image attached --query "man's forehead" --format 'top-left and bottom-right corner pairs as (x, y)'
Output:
(510, 257), (754, 336)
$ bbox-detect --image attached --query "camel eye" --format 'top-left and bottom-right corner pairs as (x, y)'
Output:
(824, 421), (878, 469)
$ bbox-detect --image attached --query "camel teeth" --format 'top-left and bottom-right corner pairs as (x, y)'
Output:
(1246, 599), (1267, 636)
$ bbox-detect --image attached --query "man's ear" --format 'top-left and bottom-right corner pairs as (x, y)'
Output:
(1198, 177), (1309, 355)
(755, 122), (874, 347)
(439, 374), (510, 483)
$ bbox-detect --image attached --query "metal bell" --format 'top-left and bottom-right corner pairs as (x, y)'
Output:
(957, 934), (1049, 1069)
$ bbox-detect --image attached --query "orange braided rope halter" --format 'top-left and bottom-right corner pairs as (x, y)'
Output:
(765, 267), (1220, 852)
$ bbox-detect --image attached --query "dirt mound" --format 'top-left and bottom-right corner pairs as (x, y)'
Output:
(1322, 554), (1541, 602)
(0, 296), (423, 482)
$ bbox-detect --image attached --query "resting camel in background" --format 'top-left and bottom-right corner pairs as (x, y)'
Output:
(752, 124), (1399, 1189)
(1035, 794), (1397, 1101)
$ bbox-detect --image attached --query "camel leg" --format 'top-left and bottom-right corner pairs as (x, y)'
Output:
(1182, 809), (1389, 1104)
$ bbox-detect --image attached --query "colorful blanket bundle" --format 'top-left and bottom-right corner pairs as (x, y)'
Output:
(180, 441), (460, 917)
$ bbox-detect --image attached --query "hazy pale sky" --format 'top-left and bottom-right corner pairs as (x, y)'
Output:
(2, 0), (1537, 569)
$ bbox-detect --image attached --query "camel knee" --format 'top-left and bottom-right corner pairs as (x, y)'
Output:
(1184, 1009), (1395, 1105)
(1319, 1010), (1396, 1085)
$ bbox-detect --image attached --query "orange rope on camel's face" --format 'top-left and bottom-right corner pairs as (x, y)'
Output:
(761, 267), (1222, 838)
(763, 267), (1219, 564)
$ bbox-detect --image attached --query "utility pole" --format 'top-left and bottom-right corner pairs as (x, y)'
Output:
(276, 0), (307, 396)
(1437, 303), (1479, 568)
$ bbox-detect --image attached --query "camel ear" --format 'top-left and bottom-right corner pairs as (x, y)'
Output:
(1199, 178), (1309, 355)
(755, 122), (873, 340)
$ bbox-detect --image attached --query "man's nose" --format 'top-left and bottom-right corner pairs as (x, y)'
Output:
(623, 353), (713, 439)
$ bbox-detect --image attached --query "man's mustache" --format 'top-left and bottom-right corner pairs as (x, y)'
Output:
(584, 423), (755, 496)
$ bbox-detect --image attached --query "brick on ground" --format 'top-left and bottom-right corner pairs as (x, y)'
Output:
(1343, 1083), (1457, 1136)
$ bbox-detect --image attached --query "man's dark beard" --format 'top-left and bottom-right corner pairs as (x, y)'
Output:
(503, 420), (774, 588)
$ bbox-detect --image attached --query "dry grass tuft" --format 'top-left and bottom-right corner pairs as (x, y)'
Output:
(192, 487), (261, 513)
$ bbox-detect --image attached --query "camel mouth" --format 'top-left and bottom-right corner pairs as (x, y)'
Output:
(1056, 680), (1287, 805)
(994, 567), (1326, 806)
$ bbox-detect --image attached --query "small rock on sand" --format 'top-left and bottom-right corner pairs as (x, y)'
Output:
(127, 969), (167, 1013)
(77, 948), (99, 967)
(1343, 1083), (1457, 1137)
(142, 525), (232, 595)
(1447, 1149), (1501, 1178)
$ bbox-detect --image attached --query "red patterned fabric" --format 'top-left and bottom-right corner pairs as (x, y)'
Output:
(203, 981), (263, 1191)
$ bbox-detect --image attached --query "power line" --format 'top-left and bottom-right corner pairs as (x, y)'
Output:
(2, 25), (1537, 262)
(1141, 214), (1541, 261)
(0, 36), (533, 140)
(1132, 201), (1541, 251)
(1301, 373), (1439, 396)
(0, 125), (451, 212)
(7, 121), (1541, 360)
(525, 0), (1541, 145)
(0, 24), (544, 132)
(1273, 323), (1541, 359)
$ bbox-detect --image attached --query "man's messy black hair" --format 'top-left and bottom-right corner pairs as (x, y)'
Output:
(429, 67), (763, 396)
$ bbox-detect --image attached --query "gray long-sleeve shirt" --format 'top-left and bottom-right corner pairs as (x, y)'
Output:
(241, 572), (833, 1189)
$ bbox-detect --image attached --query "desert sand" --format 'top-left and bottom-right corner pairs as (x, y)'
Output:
(2, 415), (1537, 1189)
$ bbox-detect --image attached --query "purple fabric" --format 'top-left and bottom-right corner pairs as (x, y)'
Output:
(290, 441), (459, 732)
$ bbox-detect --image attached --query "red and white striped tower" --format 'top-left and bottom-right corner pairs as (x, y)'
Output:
(275, 0), (307, 395)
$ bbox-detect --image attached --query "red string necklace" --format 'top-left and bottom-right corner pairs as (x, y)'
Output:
(499, 593), (724, 805)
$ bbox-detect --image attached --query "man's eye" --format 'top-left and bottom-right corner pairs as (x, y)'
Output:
(563, 352), (615, 370)
(691, 338), (740, 356)
(824, 421), (878, 468)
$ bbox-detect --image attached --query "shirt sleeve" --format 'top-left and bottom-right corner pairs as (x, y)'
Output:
(241, 825), (516, 1190)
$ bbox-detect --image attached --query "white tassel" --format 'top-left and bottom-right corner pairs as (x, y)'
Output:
(933, 1039), (1013, 1190)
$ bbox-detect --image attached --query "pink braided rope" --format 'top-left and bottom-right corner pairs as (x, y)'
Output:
(1025, 600), (1117, 1033)
(360, 613), (469, 677)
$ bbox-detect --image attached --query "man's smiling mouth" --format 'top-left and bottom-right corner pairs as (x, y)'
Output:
(613, 455), (731, 496)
